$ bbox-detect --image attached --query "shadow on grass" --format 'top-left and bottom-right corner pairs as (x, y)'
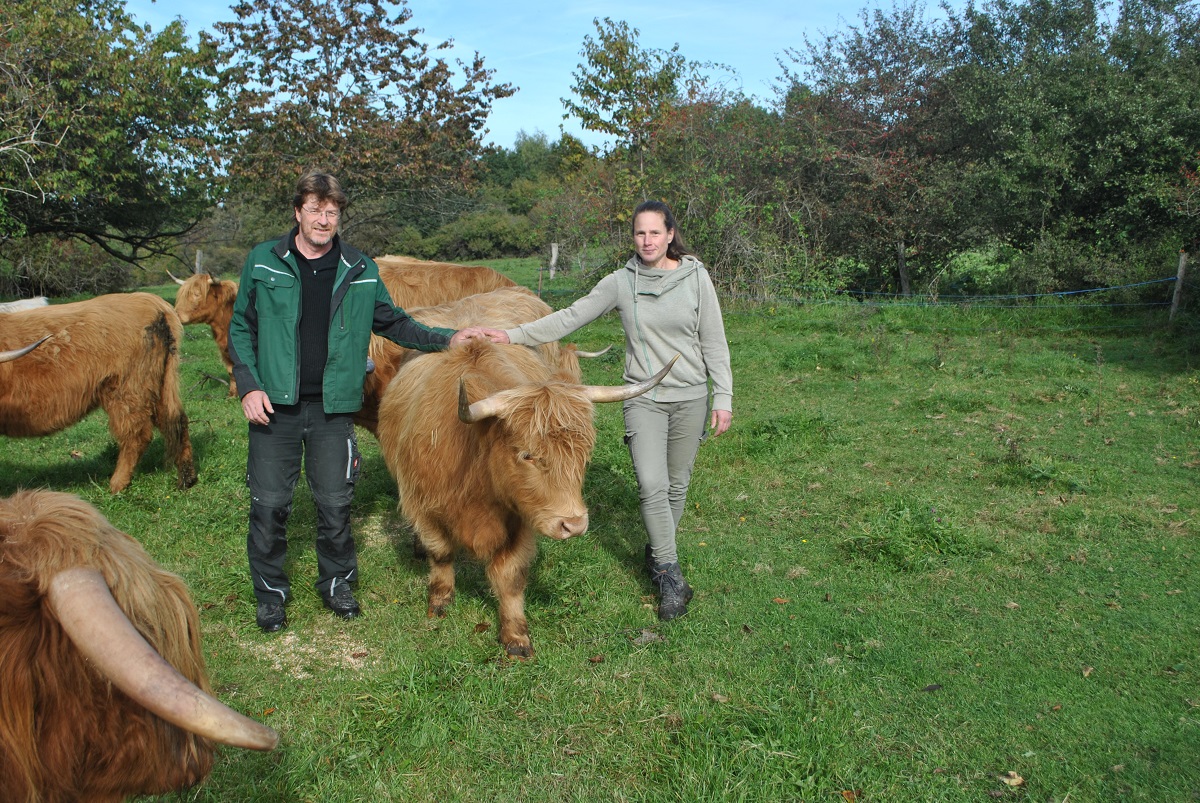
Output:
(581, 460), (647, 572)
(0, 424), (222, 496)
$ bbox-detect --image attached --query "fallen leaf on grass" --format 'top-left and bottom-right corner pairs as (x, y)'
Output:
(1083, 665), (1094, 678)
(631, 629), (664, 646)
(711, 693), (729, 703)
(772, 597), (790, 604)
(1111, 764), (1125, 773)
(841, 790), (863, 802)
(999, 771), (1024, 787)
(1004, 601), (1020, 609)
(69, 450), (83, 460)
(588, 654), (604, 664)
(563, 747), (582, 756)
(474, 622), (490, 633)
(263, 707), (276, 716)
(742, 624), (754, 634)
(351, 650), (368, 659)
(922, 684), (943, 692)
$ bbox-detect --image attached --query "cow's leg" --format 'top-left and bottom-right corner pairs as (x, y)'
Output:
(418, 523), (456, 617)
(104, 402), (154, 494)
(486, 529), (539, 658)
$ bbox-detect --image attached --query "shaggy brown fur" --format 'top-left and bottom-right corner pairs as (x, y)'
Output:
(374, 255), (516, 305)
(358, 284), (580, 434)
(0, 293), (197, 493)
(377, 340), (600, 658)
(0, 490), (214, 802)
(173, 274), (239, 397)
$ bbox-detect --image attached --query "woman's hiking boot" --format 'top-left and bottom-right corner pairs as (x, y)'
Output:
(650, 561), (694, 621)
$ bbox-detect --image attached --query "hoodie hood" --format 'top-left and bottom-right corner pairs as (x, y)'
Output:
(625, 253), (703, 299)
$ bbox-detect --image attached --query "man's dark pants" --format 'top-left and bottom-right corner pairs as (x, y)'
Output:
(246, 401), (361, 605)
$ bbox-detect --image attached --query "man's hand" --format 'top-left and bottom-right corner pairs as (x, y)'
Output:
(710, 409), (732, 438)
(450, 327), (509, 346)
(241, 390), (274, 425)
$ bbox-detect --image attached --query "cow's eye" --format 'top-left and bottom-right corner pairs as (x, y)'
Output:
(518, 451), (536, 462)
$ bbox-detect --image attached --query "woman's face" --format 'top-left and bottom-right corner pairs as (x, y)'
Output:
(633, 211), (674, 268)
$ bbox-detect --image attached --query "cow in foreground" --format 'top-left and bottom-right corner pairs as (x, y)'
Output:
(377, 340), (675, 657)
(0, 489), (277, 802)
(0, 293), (197, 493)
(172, 272), (240, 397)
(358, 284), (579, 434)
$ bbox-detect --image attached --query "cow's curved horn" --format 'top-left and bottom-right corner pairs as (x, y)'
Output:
(583, 353), (679, 404)
(459, 378), (512, 423)
(0, 335), (51, 363)
(167, 270), (187, 286)
(573, 344), (612, 359)
(47, 567), (279, 752)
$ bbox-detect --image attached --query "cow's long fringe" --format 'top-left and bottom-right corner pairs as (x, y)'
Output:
(0, 490), (213, 802)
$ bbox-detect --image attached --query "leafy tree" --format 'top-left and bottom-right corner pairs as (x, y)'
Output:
(205, 0), (515, 222)
(0, 0), (219, 265)
(942, 0), (1200, 287)
(782, 1), (959, 294)
(564, 17), (716, 190)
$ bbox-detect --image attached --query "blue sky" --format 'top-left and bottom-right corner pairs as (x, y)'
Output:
(124, 0), (905, 150)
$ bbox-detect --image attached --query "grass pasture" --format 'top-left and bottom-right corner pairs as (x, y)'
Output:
(2, 268), (1198, 801)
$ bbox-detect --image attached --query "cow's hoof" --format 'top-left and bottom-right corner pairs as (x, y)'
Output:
(426, 604), (449, 618)
(504, 643), (533, 659)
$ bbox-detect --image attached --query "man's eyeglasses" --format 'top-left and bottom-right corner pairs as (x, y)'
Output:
(301, 207), (341, 221)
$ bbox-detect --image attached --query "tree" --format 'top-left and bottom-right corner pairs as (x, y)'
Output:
(0, 0), (220, 264)
(782, 1), (959, 295)
(204, 0), (515, 219)
(939, 0), (1200, 289)
(564, 17), (708, 191)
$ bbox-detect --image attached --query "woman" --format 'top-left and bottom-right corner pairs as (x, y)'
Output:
(493, 200), (732, 620)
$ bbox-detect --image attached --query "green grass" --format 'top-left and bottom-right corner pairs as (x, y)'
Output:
(3, 264), (1198, 801)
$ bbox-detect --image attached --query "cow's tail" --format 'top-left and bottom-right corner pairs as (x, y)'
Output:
(151, 307), (198, 489)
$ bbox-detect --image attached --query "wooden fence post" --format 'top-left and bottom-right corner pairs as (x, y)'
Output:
(1169, 248), (1187, 322)
(549, 242), (559, 280)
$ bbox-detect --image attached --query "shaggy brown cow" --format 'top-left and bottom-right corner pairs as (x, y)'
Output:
(357, 284), (579, 434)
(0, 293), (197, 493)
(377, 340), (675, 657)
(172, 273), (240, 397)
(0, 489), (277, 803)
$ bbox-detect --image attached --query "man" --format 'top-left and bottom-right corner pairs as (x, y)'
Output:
(228, 171), (503, 632)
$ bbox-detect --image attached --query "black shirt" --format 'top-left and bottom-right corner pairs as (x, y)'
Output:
(295, 243), (340, 402)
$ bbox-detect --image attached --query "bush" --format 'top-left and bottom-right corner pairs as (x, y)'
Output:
(0, 236), (130, 298)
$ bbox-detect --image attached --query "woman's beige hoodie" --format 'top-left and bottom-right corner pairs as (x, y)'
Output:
(504, 255), (732, 411)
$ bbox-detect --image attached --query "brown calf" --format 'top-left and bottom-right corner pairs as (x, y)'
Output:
(172, 273), (240, 397)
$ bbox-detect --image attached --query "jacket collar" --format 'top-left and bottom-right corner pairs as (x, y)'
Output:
(272, 228), (367, 271)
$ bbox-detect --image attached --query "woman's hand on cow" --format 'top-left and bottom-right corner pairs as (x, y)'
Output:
(241, 390), (274, 425)
(450, 327), (509, 346)
(710, 408), (732, 438)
